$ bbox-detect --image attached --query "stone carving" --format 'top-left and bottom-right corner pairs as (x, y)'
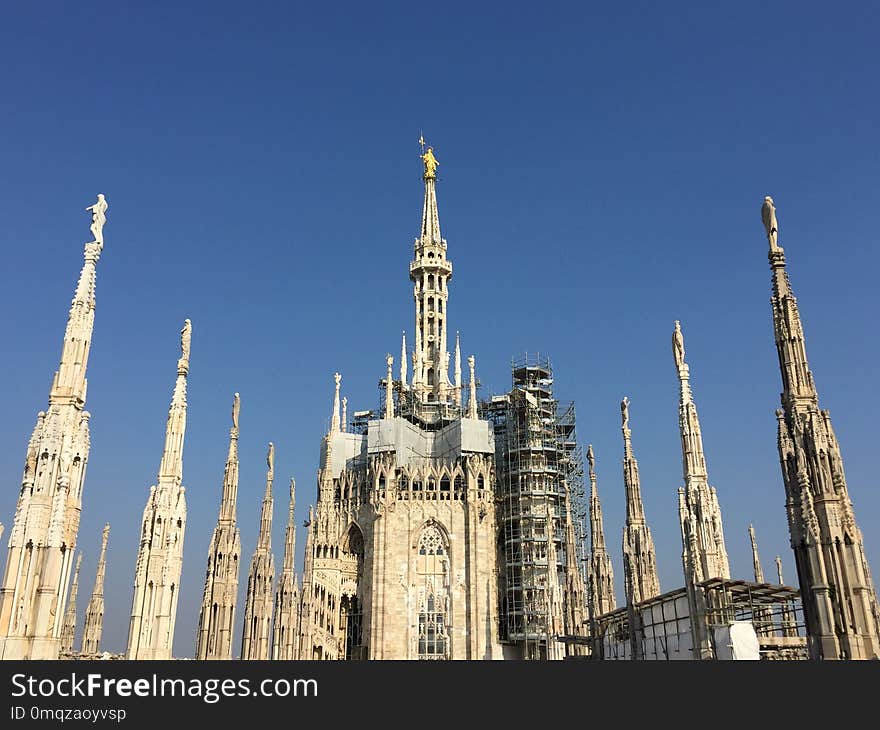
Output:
(85, 194), (108, 244)
(621, 396), (629, 429)
(232, 392), (240, 430)
(179, 319), (192, 370)
(672, 320), (685, 369)
(761, 195), (778, 249)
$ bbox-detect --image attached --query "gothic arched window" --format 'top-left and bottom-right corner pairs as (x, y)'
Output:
(416, 525), (449, 659)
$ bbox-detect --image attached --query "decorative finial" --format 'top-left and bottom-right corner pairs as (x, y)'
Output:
(267, 442), (275, 474)
(621, 396), (630, 429)
(421, 144), (439, 179)
(587, 444), (595, 474)
(232, 392), (240, 431)
(289, 477), (296, 501)
(85, 193), (109, 245)
(341, 397), (348, 432)
(761, 195), (779, 250)
(672, 320), (685, 370)
(101, 522), (110, 546)
(775, 555), (784, 584)
(178, 319), (192, 373)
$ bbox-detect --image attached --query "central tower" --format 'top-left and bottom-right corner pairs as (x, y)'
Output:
(410, 144), (453, 405)
(296, 142), (502, 660)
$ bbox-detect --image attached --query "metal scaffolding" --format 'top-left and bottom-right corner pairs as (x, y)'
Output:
(488, 354), (588, 659)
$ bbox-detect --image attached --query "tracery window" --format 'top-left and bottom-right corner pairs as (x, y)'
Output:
(416, 525), (449, 659)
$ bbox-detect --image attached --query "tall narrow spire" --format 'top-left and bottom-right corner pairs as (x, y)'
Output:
(454, 332), (462, 407)
(81, 523), (109, 654)
(587, 445), (616, 618)
(400, 332), (408, 385)
(330, 372), (341, 433)
(620, 397), (660, 605)
(411, 141), (453, 403)
(241, 443), (276, 660)
(272, 477), (299, 659)
(60, 553), (82, 654)
(0, 194), (107, 660)
(765, 195), (880, 660)
(748, 524), (765, 583)
(126, 320), (190, 660)
(673, 321), (730, 583)
(196, 393), (242, 660)
(467, 355), (478, 418)
(384, 355), (394, 419)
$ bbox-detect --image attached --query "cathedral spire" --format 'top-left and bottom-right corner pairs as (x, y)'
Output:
(411, 141), (453, 403)
(50, 194), (108, 409)
(60, 553), (82, 654)
(454, 332), (462, 407)
(384, 355), (394, 419)
(272, 478), (299, 660)
(158, 319), (191, 484)
(467, 355), (478, 418)
(400, 332), (408, 385)
(81, 523), (109, 654)
(620, 398), (660, 605)
(0, 194), (107, 660)
(242, 442), (276, 660)
(587, 445), (615, 618)
(330, 372), (341, 433)
(220, 393), (240, 522)
(258, 443), (275, 549)
(765, 195), (880, 659)
(673, 321), (730, 582)
(748, 524), (765, 583)
(127, 320), (190, 660)
(196, 393), (242, 660)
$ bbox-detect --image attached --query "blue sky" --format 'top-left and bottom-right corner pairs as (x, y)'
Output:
(0, 2), (878, 657)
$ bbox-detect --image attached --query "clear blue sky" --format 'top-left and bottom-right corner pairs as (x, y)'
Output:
(1, 2), (878, 657)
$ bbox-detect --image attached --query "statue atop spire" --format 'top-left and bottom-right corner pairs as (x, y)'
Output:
(672, 320), (685, 370)
(178, 318), (192, 374)
(86, 193), (108, 245)
(761, 195), (779, 250)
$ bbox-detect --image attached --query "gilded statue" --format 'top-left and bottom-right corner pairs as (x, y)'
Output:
(421, 146), (439, 178)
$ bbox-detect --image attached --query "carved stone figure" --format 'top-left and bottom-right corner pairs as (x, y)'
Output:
(85, 193), (108, 244)
(621, 396), (630, 429)
(761, 195), (778, 248)
(672, 320), (685, 369)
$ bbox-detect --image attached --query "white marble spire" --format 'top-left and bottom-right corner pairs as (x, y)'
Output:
(195, 393), (242, 660)
(767, 196), (880, 658)
(454, 332), (462, 407)
(330, 372), (341, 433)
(467, 355), (477, 418)
(385, 355), (394, 419)
(272, 477), (299, 659)
(60, 552), (82, 653)
(0, 195), (108, 660)
(126, 320), (190, 660)
(620, 397), (660, 605)
(241, 443), (276, 660)
(81, 523), (109, 654)
(400, 332), (408, 386)
(673, 321), (730, 583)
